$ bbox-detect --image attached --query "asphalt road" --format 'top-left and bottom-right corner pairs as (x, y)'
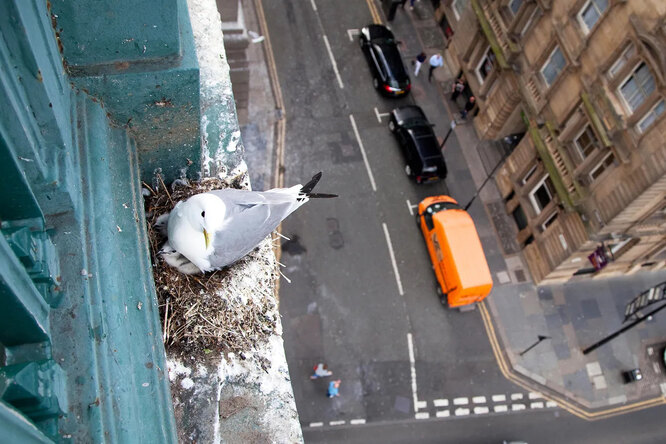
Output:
(260, 0), (665, 442)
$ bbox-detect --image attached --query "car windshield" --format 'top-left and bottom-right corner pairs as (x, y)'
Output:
(424, 201), (460, 230)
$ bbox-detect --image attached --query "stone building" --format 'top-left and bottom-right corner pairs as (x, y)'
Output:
(433, 0), (666, 283)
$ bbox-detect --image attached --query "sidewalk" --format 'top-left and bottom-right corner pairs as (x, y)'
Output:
(393, 0), (666, 418)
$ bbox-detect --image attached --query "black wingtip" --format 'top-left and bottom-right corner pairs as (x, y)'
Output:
(307, 193), (338, 198)
(300, 172), (323, 195)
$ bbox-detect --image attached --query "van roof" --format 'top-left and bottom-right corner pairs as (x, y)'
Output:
(433, 210), (492, 288)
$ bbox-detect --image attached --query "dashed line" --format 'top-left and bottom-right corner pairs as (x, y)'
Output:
(407, 333), (419, 412)
(511, 393), (524, 400)
(494, 405), (508, 413)
(383, 223), (404, 296)
(350, 419), (366, 425)
(436, 410), (450, 418)
(453, 397), (469, 405)
(492, 394), (506, 402)
(310, 422), (323, 427)
(349, 114), (377, 192)
(531, 402), (544, 409)
(512, 404), (526, 411)
(415, 412), (430, 419)
(546, 401), (558, 408)
(472, 396), (486, 404)
(528, 392), (543, 400)
(454, 408), (470, 416)
(309, 0), (317, 11)
(433, 399), (449, 407)
(473, 406), (489, 414)
(322, 35), (344, 89)
(330, 420), (346, 426)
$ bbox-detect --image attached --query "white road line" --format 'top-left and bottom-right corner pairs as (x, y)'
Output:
(512, 404), (526, 411)
(347, 28), (359, 41)
(383, 223), (404, 296)
(350, 419), (366, 425)
(433, 399), (449, 407)
(415, 412), (430, 419)
(349, 114), (377, 192)
(406, 199), (414, 216)
(530, 402), (544, 409)
(310, 422), (323, 427)
(374, 107), (390, 123)
(511, 393), (524, 400)
(436, 410), (450, 418)
(309, 0), (317, 11)
(528, 392), (542, 400)
(407, 333), (419, 411)
(494, 405), (508, 413)
(322, 35), (344, 89)
(416, 400), (427, 410)
(473, 406), (489, 414)
(654, 362), (662, 374)
(492, 394), (506, 402)
(330, 420), (346, 426)
(472, 396), (486, 404)
(546, 401), (558, 408)
(454, 408), (470, 416)
(453, 397), (469, 405)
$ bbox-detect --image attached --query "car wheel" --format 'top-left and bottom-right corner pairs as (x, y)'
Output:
(405, 165), (412, 177)
(373, 77), (379, 89)
(388, 120), (396, 132)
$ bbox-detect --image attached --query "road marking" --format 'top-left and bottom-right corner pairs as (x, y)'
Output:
(349, 114), (377, 192)
(330, 420), (346, 426)
(494, 405), (508, 413)
(416, 400), (427, 410)
(546, 401), (558, 408)
(436, 410), (450, 418)
(654, 362), (662, 374)
(531, 402), (544, 409)
(474, 406), (489, 414)
(415, 412), (430, 419)
(472, 396), (486, 404)
(511, 393), (524, 400)
(453, 397), (469, 405)
(374, 107), (390, 123)
(454, 408), (470, 416)
(309, 0), (317, 11)
(433, 399), (449, 407)
(322, 35), (344, 89)
(406, 199), (418, 216)
(528, 392), (543, 400)
(407, 333), (420, 411)
(310, 422), (323, 427)
(512, 404), (526, 411)
(364, 0), (382, 23)
(492, 394), (506, 402)
(350, 419), (366, 425)
(383, 223), (404, 296)
(347, 29), (360, 41)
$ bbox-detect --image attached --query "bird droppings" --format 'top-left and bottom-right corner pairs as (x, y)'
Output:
(145, 173), (280, 359)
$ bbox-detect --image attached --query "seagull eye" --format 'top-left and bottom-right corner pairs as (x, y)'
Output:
(201, 211), (205, 218)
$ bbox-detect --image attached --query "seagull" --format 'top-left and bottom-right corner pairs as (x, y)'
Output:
(158, 172), (336, 274)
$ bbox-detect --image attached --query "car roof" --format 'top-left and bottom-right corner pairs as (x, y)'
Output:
(393, 105), (427, 122)
(365, 24), (394, 40)
(408, 127), (442, 159)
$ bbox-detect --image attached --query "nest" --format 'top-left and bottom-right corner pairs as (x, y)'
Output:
(144, 175), (280, 358)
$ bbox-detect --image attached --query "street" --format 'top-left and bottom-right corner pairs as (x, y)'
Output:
(257, 0), (666, 442)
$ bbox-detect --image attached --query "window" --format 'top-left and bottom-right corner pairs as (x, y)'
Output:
(541, 212), (558, 231)
(619, 63), (656, 112)
(637, 100), (665, 132)
(521, 164), (537, 185)
(574, 125), (599, 160)
(476, 47), (496, 84)
(512, 205), (528, 230)
(608, 44), (635, 78)
(589, 152), (615, 181)
(541, 47), (566, 87)
(529, 176), (555, 214)
(578, 0), (608, 33)
(509, 0), (523, 15)
(452, 0), (466, 20)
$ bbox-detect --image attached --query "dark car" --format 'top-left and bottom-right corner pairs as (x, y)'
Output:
(389, 105), (447, 183)
(359, 24), (411, 97)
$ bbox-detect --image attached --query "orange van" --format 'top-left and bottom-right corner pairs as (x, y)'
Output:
(417, 195), (493, 308)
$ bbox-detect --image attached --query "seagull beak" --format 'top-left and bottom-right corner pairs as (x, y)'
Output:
(203, 228), (211, 249)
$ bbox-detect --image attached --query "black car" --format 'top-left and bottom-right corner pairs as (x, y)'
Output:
(388, 105), (447, 183)
(359, 24), (411, 97)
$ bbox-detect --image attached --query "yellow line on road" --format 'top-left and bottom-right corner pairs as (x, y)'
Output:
(365, 0), (382, 24)
(478, 301), (665, 420)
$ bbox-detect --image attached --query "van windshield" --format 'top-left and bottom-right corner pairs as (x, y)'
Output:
(424, 201), (460, 230)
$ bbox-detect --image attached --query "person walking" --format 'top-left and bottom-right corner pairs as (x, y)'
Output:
(460, 95), (476, 120)
(310, 363), (333, 379)
(428, 53), (444, 82)
(451, 78), (465, 102)
(327, 380), (341, 398)
(413, 52), (426, 77)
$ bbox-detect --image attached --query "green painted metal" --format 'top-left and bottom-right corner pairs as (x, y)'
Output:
(471, 0), (509, 69)
(544, 121), (587, 201)
(581, 92), (613, 147)
(0, 401), (52, 444)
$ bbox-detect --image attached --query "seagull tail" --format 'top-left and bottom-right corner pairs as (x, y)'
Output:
(299, 172), (338, 199)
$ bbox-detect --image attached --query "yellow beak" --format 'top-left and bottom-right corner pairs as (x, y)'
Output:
(203, 228), (211, 249)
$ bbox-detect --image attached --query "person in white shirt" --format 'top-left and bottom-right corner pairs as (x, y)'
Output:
(428, 53), (444, 82)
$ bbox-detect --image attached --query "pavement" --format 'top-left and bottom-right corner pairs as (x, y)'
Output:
(240, 0), (666, 421)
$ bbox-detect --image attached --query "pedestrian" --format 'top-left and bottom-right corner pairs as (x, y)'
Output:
(327, 380), (341, 398)
(428, 53), (444, 82)
(310, 363), (333, 379)
(460, 95), (476, 120)
(413, 52), (426, 76)
(450, 78), (465, 102)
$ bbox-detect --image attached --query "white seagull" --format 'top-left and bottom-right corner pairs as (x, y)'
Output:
(159, 173), (335, 274)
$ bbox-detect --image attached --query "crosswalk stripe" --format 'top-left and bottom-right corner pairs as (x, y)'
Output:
(511, 404), (526, 411)
(474, 406), (489, 414)
(492, 394), (506, 402)
(350, 419), (366, 425)
(472, 396), (487, 404)
(494, 405), (508, 412)
(453, 397), (469, 405)
(436, 410), (450, 418)
(434, 399), (449, 407)
(511, 393), (524, 400)
(415, 412), (430, 419)
(455, 408), (470, 416)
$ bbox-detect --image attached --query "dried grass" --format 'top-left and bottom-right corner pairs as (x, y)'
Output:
(145, 175), (279, 358)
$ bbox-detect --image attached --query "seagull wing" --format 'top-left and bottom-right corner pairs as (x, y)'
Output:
(205, 186), (305, 267)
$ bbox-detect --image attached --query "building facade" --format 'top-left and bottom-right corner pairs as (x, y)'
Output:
(435, 0), (666, 283)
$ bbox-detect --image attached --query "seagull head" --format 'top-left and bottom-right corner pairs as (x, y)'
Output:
(183, 193), (226, 249)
